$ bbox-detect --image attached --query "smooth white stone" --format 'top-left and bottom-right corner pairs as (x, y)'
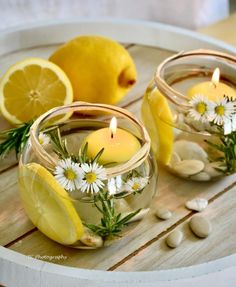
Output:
(155, 208), (172, 220)
(173, 159), (204, 176)
(80, 227), (103, 248)
(190, 171), (211, 181)
(189, 216), (212, 238)
(204, 161), (225, 178)
(166, 230), (183, 248)
(185, 198), (208, 212)
(174, 140), (209, 163)
(168, 152), (181, 167)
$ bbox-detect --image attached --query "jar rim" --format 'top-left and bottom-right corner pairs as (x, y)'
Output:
(155, 49), (236, 107)
(29, 101), (151, 178)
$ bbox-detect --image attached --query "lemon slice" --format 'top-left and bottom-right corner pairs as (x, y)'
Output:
(19, 162), (84, 245)
(142, 86), (174, 165)
(0, 58), (73, 124)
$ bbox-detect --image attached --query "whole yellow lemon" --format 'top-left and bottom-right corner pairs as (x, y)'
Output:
(49, 35), (137, 104)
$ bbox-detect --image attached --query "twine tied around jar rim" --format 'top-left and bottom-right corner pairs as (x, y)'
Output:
(30, 102), (151, 178)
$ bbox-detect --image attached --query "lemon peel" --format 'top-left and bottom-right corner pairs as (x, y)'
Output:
(19, 162), (84, 245)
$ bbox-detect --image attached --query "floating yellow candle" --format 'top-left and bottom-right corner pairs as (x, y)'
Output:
(84, 117), (141, 164)
(187, 68), (236, 100)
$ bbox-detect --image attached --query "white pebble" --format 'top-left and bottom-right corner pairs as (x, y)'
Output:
(155, 208), (172, 220)
(174, 140), (208, 163)
(189, 216), (212, 238)
(204, 161), (225, 178)
(80, 227), (103, 248)
(173, 159), (204, 176)
(190, 171), (211, 181)
(185, 198), (208, 212)
(168, 152), (181, 167)
(166, 230), (183, 248)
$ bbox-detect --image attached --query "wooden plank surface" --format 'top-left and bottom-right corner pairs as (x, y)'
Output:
(8, 168), (236, 270)
(0, 167), (34, 246)
(1, 19), (236, 275)
(116, 185), (236, 271)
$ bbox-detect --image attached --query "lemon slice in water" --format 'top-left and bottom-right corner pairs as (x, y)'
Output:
(19, 162), (83, 245)
(142, 87), (174, 165)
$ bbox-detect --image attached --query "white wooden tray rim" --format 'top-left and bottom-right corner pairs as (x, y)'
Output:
(0, 19), (236, 286)
(0, 18), (236, 55)
(1, 246), (236, 286)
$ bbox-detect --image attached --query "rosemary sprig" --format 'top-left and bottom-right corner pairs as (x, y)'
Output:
(206, 128), (236, 174)
(85, 191), (141, 238)
(48, 127), (105, 164)
(48, 127), (70, 159)
(49, 127), (141, 239)
(0, 121), (33, 158)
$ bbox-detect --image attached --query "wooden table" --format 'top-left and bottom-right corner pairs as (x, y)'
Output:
(1, 18), (236, 286)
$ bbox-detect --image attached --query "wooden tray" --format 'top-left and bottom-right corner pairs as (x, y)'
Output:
(1, 19), (236, 287)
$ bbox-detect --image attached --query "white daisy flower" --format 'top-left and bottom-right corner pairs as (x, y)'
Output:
(107, 175), (122, 195)
(124, 177), (149, 193)
(38, 132), (50, 146)
(223, 117), (232, 135)
(188, 94), (210, 122)
(54, 158), (82, 192)
(223, 113), (236, 135)
(231, 114), (236, 132)
(208, 97), (235, 125)
(79, 162), (107, 194)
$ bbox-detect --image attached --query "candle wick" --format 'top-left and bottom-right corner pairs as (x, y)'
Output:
(211, 81), (217, 89)
(111, 132), (114, 139)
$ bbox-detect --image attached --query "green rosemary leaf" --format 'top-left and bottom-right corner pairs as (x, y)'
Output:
(78, 142), (89, 163)
(205, 130), (236, 174)
(0, 121), (33, 158)
(117, 209), (141, 226)
(49, 127), (70, 159)
(86, 189), (141, 238)
(93, 201), (103, 214)
(115, 213), (122, 222)
(101, 217), (107, 227)
(103, 161), (117, 167)
(92, 147), (105, 163)
(113, 191), (129, 198)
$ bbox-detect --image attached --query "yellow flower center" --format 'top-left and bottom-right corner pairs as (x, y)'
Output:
(215, 105), (225, 116)
(64, 168), (77, 180)
(39, 138), (44, 145)
(132, 183), (141, 191)
(85, 172), (97, 184)
(196, 102), (207, 115)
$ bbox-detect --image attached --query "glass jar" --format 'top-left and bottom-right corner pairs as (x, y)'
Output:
(142, 49), (236, 182)
(19, 102), (157, 249)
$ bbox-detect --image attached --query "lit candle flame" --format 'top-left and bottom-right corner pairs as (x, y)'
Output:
(109, 117), (117, 138)
(211, 67), (220, 87)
